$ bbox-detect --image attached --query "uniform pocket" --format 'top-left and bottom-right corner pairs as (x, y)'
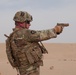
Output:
(25, 46), (42, 65)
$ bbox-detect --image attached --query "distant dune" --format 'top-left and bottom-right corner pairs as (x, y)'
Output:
(0, 43), (76, 75)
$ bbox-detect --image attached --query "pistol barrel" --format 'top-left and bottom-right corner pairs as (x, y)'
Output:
(57, 23), (69, 27)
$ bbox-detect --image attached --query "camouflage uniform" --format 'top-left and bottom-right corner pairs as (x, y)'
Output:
(5, 11), (57, 75)
(6, 28), (57, 75)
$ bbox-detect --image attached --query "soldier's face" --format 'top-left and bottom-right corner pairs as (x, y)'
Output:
(25, 21), (31, 29)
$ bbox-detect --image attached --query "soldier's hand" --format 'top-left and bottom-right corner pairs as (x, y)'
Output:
(54, 25), (63, 34)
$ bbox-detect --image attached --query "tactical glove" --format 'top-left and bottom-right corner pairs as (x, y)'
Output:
(54, 25), (63, 34)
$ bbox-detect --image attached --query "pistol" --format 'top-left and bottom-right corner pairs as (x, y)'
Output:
(57, 23), (69, 27)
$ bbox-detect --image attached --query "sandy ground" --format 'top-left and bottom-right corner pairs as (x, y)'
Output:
(0, 43), (76, 75)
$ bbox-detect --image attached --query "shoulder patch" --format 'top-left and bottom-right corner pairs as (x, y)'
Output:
(31, 30), (36, 34)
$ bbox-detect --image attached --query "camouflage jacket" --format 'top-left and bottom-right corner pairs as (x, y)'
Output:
(6, 28), (57, 68)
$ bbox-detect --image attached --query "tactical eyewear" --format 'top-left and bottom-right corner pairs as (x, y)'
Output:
(25, 21), (30, 24)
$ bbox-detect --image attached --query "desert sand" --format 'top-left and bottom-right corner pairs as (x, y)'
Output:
(0, 43), (76, 75)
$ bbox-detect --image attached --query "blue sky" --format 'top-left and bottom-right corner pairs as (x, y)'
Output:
(0, 0), (76, 43)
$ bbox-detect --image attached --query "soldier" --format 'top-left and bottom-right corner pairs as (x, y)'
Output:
(5, 11), (63, 75)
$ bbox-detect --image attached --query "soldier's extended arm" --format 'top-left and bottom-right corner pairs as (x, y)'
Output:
(24, 23), (69, 42)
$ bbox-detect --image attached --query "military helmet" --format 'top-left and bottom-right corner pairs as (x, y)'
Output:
(13, 11), (33, 22)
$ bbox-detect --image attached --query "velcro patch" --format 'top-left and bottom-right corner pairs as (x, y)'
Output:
(31, 30), (36, 34)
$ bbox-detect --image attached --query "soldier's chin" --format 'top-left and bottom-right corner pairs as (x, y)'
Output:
(25, 27), (29, 29)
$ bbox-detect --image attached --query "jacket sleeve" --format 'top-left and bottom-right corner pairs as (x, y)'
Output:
(28, 28), (57, 42)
